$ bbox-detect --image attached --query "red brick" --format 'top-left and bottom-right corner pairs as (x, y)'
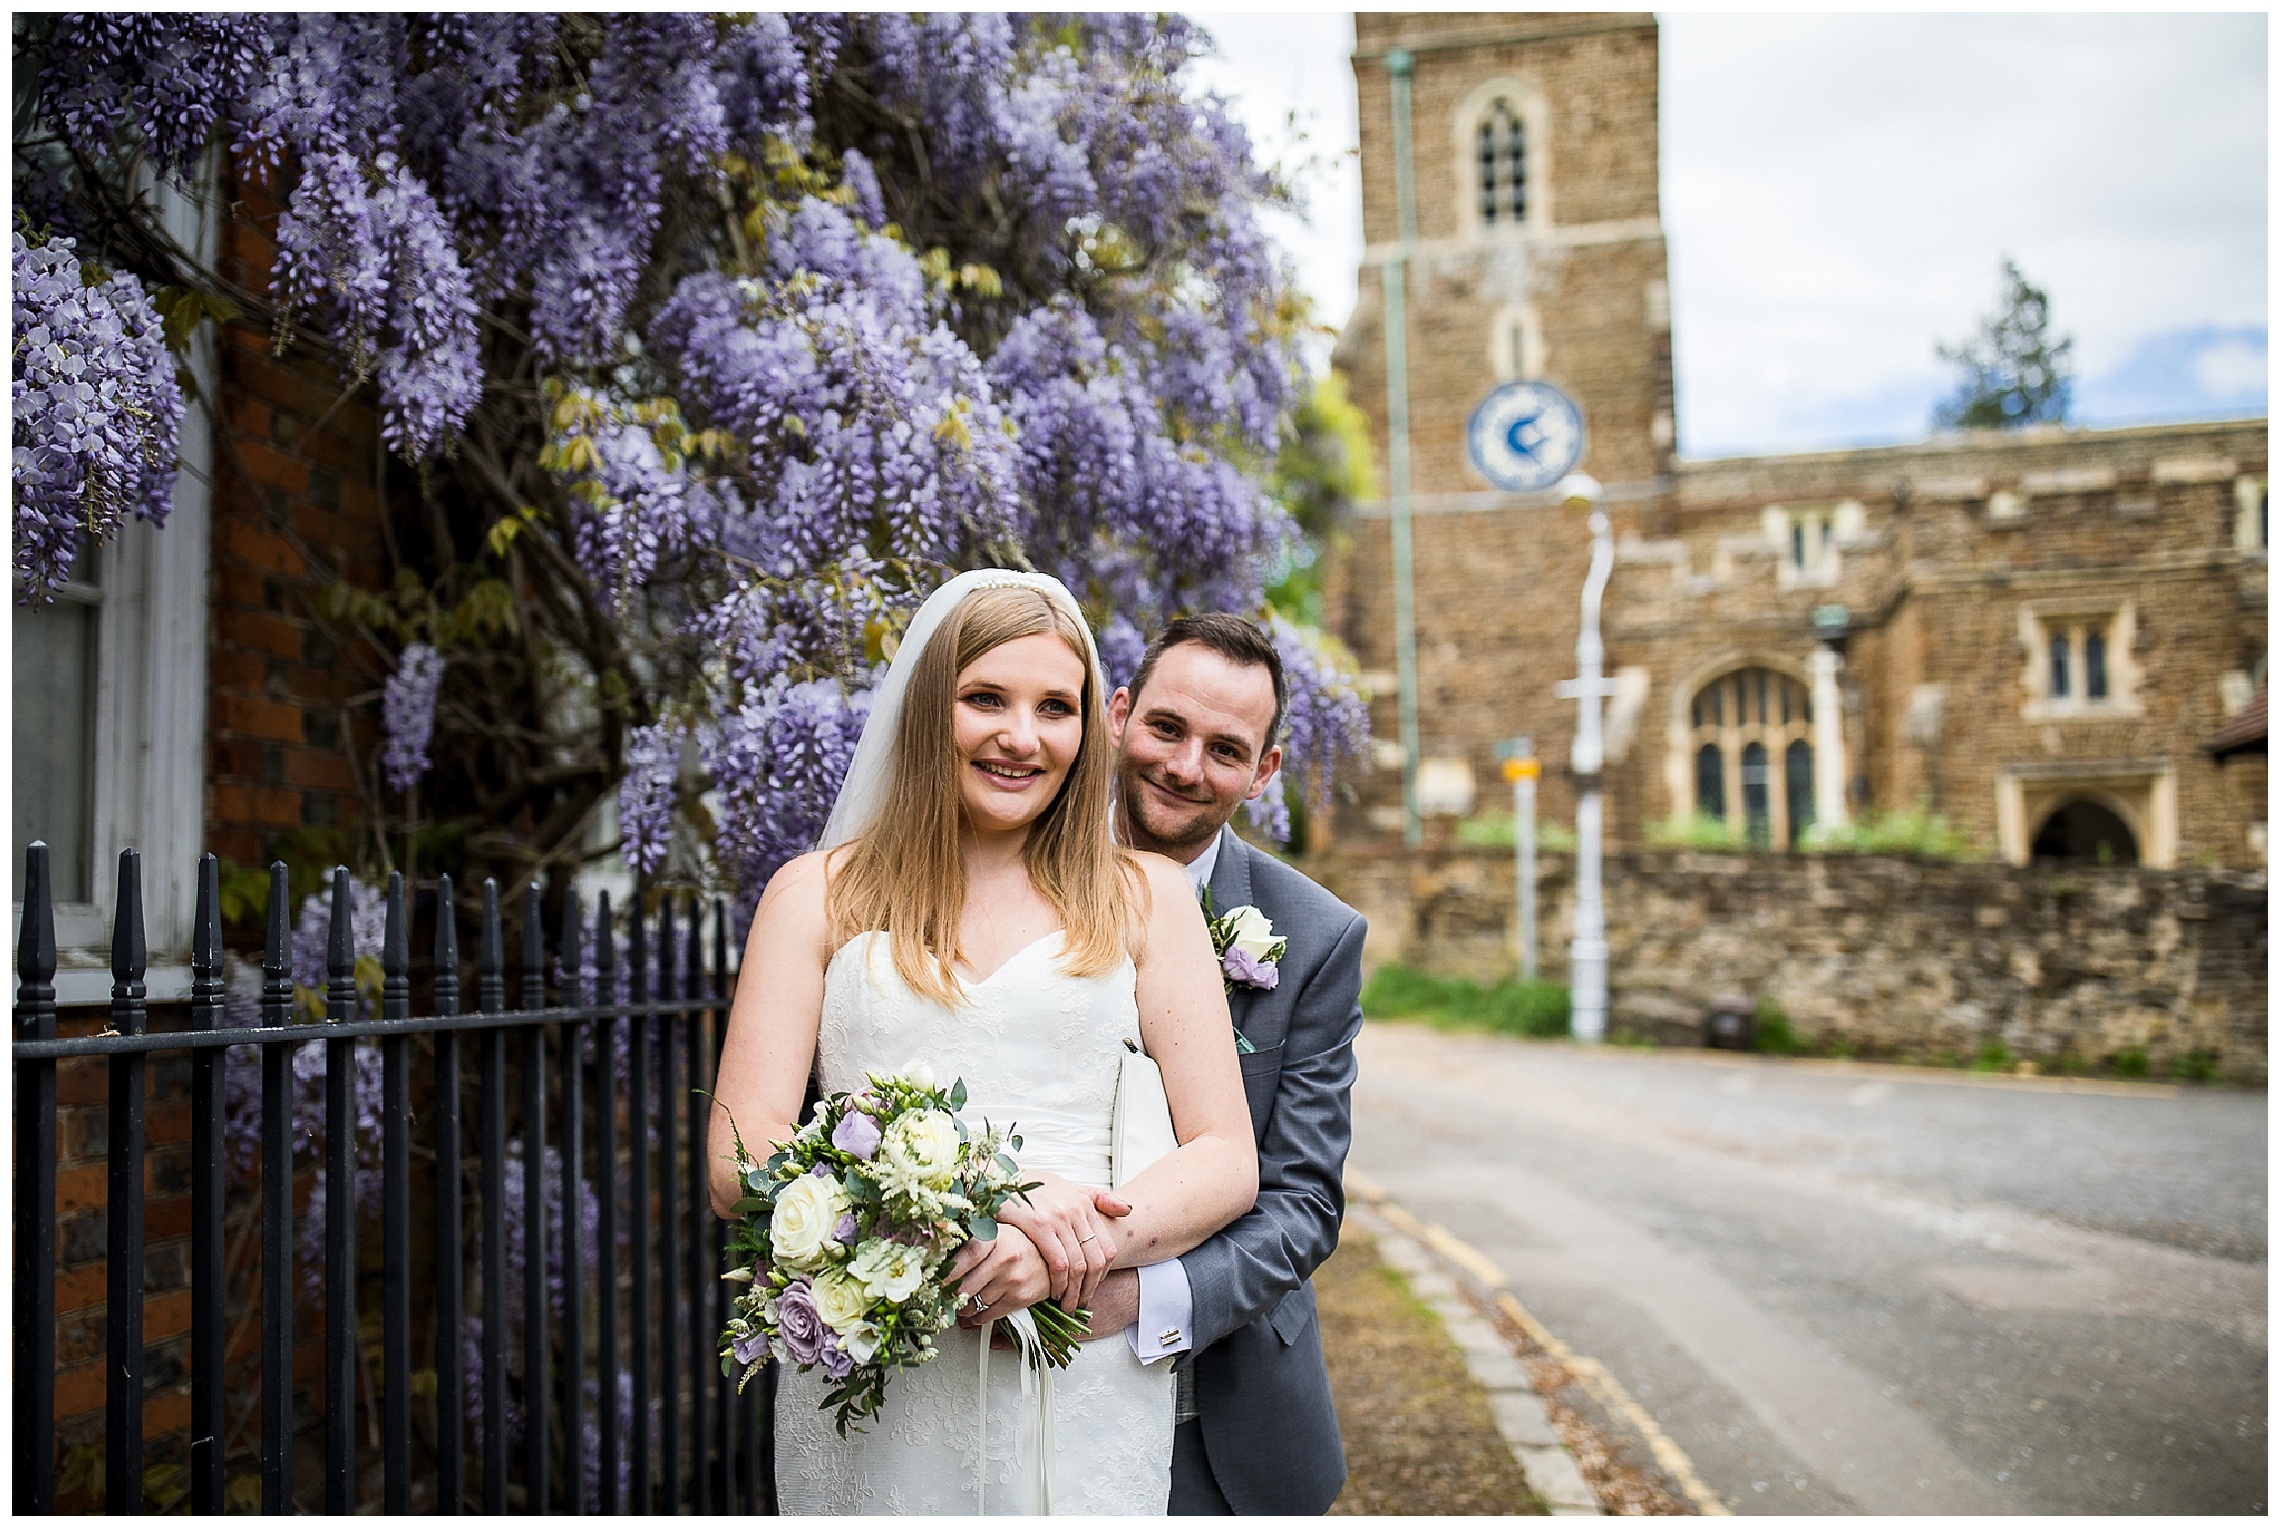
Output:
(212, 694), (302, 743)
(206, 649), (268, 693)
(141, 1194), (191, 1243)
(215, 518), (303, 577)
(219, 612), (304, 661)
(285, 751), (359, 793)
(56, 1261), (107, 1315)
(54, 1361), (104, 1422)
(142, 1388), (192, 1437)
(229, 438), (311, 498)
(56, 1161), (107, 1215)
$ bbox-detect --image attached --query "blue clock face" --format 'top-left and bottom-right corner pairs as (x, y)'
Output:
(1467, 381), (1586, 493)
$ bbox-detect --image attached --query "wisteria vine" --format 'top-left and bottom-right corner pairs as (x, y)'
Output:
(16, 13), (1369, 900)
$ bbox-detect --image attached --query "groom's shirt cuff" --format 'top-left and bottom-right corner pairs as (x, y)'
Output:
(1128, 1258), (1194, 1364)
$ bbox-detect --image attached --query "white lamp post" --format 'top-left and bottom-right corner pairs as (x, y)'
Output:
(1554, 473), (1616, 1043)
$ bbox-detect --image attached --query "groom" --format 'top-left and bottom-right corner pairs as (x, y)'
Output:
(1093, 613), (1368, 1515)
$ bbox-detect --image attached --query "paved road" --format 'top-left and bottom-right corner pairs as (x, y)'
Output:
(1348, 1025), (2267, 1515)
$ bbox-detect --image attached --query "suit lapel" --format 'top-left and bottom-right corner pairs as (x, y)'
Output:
(1204, 823), (1252, 917)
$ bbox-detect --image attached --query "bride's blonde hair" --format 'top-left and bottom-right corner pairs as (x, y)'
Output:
(827, 584), (1141, 1005)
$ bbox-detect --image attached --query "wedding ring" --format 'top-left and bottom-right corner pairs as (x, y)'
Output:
(1078, 1233), (1099, 1244)
(974, 1299), (992, 1312)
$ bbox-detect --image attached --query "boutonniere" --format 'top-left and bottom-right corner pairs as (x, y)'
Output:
(1201, 890), (1286, 1054)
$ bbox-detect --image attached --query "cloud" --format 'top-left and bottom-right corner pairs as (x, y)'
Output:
(1188, 13), (2267, 456)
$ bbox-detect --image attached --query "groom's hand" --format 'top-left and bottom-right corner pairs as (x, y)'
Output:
(1079, 1269), (1139, 1340)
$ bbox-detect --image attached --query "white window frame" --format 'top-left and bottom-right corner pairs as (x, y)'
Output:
(1451, 77), (1553, 243)
(13, 173), (217, 1005)
(2235, 474), (2268, 557)
(2017, 599), (2142, 722)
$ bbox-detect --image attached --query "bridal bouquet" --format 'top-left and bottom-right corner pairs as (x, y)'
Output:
(719, 1062), (1090, 1433)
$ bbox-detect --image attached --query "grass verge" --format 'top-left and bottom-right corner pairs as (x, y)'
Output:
(1320, 1229), (1546, 1515)
(1362, 962), (1571, 1039)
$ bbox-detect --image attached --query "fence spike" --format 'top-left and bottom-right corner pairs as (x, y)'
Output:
(479, 878), (505, 1016)
(558, 887), (586, 1507)
(478, 879), (507, 1511)
(16, 843), (58, 1513)
(323, 868), (358, 1511)
(381, 872), (412, 1511)
(656, 891), (681, 1509)
(519, 881), (550, 1510)
(594, 888), (621, 1508)
(107, 849), (149, 1510)
(259, 860), (293, 1511)
(189, 855), (226, 1514)
(432, 874), (465, 1512)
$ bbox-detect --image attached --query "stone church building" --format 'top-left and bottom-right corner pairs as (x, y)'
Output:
(1328, 12), (2269, 871)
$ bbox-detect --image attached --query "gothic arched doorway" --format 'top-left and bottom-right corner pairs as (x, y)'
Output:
(2031, 799), (2140, 865)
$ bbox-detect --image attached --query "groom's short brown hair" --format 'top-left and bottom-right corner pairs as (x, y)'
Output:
(1128, 614), (1287, 747)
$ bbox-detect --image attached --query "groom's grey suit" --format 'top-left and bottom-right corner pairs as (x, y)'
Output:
(1172, 824), (1367, 1514)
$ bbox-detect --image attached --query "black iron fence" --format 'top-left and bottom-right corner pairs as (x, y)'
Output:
(12, 842), (772, 1514)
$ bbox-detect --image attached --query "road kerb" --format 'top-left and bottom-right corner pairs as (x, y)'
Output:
(1348, 1166), (1732, 1517)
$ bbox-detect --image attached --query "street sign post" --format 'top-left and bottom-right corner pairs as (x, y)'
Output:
(1497, 739), (1540, 981)
(1557, 473), (1614, 1044)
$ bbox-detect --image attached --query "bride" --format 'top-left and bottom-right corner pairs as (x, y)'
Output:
(707, 569), (1259, 1514)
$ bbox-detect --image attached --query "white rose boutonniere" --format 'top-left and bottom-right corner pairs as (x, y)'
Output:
(1202, 891), (1287, 1053)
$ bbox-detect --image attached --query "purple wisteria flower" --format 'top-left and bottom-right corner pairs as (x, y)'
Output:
(616, 723), (680, 875)
(832, 1110), (881, 1159)
(380, 643), (445, 792)
(775, 1279), (826, 1366)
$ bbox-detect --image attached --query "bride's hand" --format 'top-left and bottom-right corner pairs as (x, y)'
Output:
(951, 1223), (1051, 1327)
(997, 1172), (1129, 1309)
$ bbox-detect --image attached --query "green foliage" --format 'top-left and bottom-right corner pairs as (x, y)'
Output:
(1970, 1038), (2013, 1072)
(2108, 1044), (2150, 1079)
(1934, 257), (2074, 431)
(1265, 369), (1377, 628)
(214, 827), (360, 929)
(1801, 804), (1978, 860)
(1645, 812), (1743, 850)
(1454, 812), (1577, 853)
(2172, 1050), (2220, 1084)
(1362, 962), (1571, 1039)
(1752, 996), (1801, 1055)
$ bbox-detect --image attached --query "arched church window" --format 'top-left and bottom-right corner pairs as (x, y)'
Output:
(1689, 667), (1814, 847)
(1477, 100), (1527, 225)
(2049, 631), (2071, 699)
(2084, 629), (2107, 700)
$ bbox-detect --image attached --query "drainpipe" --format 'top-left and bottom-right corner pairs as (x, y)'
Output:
(1383, 47), (1423, 848)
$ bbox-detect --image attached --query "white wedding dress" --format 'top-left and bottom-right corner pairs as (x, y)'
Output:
(775, 930), (1175, 1516)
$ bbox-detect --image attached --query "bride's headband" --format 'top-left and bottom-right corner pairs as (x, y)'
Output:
(817, 569), (1104, 850)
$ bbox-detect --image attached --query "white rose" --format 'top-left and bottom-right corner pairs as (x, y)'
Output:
(811, 1267), (871, 1336)
(848, 1238), (929, 1303)
(884, 1109), (960, 1187)
(895, 1057), (936, 1089)
(1224, 905), (1280, 962)
(841, 1320), (881, 1364)
(770, 1174), (850, 1273)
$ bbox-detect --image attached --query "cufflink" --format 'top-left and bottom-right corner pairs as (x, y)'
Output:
(1159, 1327), (1181, 1346)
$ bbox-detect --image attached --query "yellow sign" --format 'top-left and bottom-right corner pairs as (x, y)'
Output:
(1502, 758), (1540, 783)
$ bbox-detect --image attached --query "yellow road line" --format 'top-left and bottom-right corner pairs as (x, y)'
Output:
(1349, 1168), (1731, 1516)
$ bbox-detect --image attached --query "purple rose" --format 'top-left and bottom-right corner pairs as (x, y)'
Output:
(1222, 946), (1279, 991)
(833, 1109), (882, 1160)
(819, 1332), (855, 1380)
(833, 1211), (859, 1246)
(732, 1332), (769, 1367)
(775, 1279), (827, 1367)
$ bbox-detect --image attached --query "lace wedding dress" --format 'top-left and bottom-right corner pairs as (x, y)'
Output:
(775, 930), (1175, 1515)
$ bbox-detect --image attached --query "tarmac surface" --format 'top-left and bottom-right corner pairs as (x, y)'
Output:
(1348, 1025), (2268, 1515)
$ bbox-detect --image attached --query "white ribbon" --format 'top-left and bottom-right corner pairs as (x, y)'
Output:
(976, 1308), (1056, 1515)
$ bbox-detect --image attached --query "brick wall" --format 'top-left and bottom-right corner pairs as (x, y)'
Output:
(205, 161), (393, 878)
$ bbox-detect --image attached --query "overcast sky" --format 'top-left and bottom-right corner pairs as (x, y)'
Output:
(1188, 11), (2268, 460)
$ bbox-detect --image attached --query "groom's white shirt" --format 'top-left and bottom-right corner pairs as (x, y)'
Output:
(1124, 836), (1219, 1364)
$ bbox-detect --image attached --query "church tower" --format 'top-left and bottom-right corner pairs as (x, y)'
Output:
(1331, 12), (1675, 842)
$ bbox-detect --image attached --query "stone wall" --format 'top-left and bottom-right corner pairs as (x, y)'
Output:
(1304, 844), (2269, 1081)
